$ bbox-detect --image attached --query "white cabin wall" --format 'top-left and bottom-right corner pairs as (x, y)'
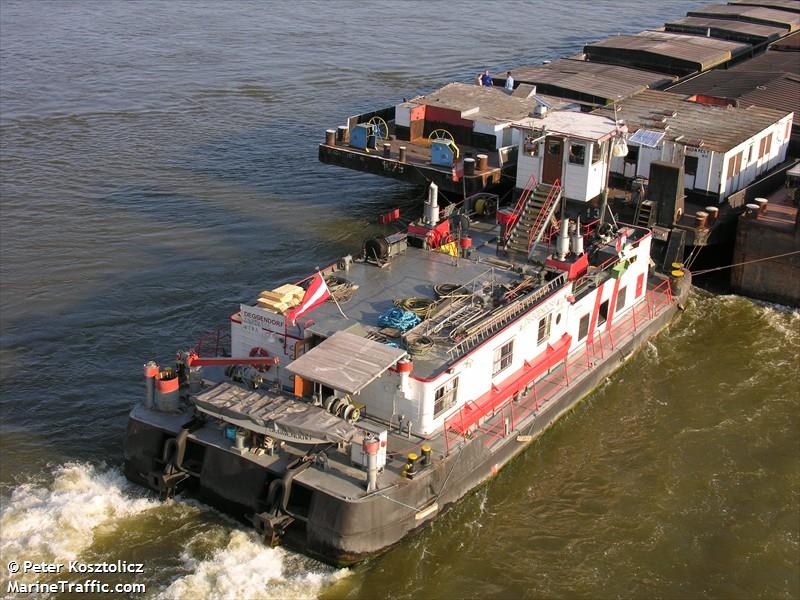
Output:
(636, 145), (662, 179)
(395, 103), (411, 127)
(604, 235), (651, 327)
(565, 289), (598, 355)
(474, 120), (506, 150)
(230, 320), (297, 388)
(563, 145), (590, 202)
(417, 287), (571, 435)
(685, 148), (717, 194)
(515, 141), (541, 189)
(585, 143), (608, 201)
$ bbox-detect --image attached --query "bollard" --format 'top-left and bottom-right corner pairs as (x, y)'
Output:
(337, 125), (348, 143)
(325, 129), (335, 146)
(694, 211), (708, 229)
(399, 146), (407, 163)
(705, 206), (719, 223)
(476, 154), (488, 171)
(463, 157), (475, 175)
(754, 197), (768, 215)
(383, 143), (391, 158)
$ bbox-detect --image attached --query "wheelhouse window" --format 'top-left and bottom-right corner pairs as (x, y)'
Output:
(434, 377), (458, 417)
(537, 314), (552, 345)
(493, 340), (514, 376)
(624, 145), (639, 165)
(524, 135), (540, 156)
(568, 143), (586, 165)
(592, 141), (603, 164)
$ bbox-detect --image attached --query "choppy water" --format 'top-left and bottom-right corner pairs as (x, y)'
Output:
(1, 1), (797, 598)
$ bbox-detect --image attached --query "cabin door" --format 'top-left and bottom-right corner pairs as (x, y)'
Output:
(542, 137), (564, 184)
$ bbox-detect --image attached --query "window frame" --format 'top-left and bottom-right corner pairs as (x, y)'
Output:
(434, 376), (459, 417)
(537, 313), (552, 345)
(568, 142), (586, 166)
(492, 339), (514, 376)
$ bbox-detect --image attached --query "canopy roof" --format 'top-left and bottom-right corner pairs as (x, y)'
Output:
(287, 331), (406, 395)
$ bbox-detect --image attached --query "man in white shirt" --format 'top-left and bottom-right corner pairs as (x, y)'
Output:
(504, 71), (514, 93)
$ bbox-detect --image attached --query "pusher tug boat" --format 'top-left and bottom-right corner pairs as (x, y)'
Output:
(124, 181), (690, 565)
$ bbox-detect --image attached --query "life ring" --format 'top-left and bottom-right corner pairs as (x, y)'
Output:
(249, 346), (272, 372)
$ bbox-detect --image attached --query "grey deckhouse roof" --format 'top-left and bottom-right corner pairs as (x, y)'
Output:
(687, 4), (800, 30)
(584, 31), (751, 74)
(665, 16), (786, 44)
(510, 59), (675, 105)
(592, 90), (791, 153)
(403, 82), (541, 125)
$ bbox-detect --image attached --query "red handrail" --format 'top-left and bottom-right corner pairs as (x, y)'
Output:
(443, 277), (678, 454)
(504, 174), (537, 241)
(527, 179), (561, 252)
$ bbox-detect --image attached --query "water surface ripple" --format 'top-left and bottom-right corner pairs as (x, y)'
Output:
(1, 1), (797, 598)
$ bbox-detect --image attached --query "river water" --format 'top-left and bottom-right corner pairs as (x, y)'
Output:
(0, 1), (797, 598)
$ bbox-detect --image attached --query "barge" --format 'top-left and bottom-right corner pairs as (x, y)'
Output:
(124, 183), (690, 565)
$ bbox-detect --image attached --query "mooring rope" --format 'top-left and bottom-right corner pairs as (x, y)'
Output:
(691, 250), (800, 276)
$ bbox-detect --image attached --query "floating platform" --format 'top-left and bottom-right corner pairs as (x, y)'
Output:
(318, 135), (507, 197)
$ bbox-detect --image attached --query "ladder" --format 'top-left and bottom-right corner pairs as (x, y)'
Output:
(634, 200), (654, 228)
(448, 272), (567, 358)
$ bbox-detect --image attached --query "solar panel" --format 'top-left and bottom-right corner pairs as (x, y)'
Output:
(628, 129), (666, 148)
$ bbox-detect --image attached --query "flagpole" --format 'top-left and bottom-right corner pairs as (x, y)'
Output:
(323, 271), (349, 320)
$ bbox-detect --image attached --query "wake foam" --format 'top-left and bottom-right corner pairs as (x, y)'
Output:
(0, 462), (155, 563)
(159, 529), (347, 600)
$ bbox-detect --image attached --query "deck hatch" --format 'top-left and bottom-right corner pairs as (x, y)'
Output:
(286, 331), (406, 395)
(193, 382), (357, 444)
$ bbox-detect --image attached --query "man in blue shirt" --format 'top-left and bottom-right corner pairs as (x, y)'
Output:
(481, 70), (493, 87)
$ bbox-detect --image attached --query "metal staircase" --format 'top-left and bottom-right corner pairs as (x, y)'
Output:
(506, 181), (562, 258)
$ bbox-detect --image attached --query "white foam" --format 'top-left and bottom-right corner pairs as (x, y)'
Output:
(0, 462), (155, 563)
(158, 529), (348, 600)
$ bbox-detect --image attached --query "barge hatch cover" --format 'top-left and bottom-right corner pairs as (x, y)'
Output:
(286, 331), (406, 395)
(193, 382), (357, 444)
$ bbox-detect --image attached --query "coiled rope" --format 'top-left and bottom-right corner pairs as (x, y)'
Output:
(394, 296), (436, 319)
(433, 282), (470, 300)
(405, 334), (434, 356)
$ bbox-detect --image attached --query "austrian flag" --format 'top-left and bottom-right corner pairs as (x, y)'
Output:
(287, 273), (330, 325)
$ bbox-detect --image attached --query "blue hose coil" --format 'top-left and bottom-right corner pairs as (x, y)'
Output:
(377, 308), (421, 332)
